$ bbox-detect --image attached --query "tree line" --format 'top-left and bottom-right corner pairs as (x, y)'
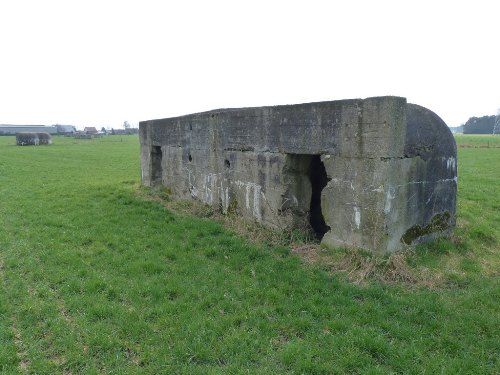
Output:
(463, 111), (500, 134)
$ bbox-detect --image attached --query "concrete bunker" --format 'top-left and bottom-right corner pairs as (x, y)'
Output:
(139, 96), (457, 253)
(16, 132), (53, 146)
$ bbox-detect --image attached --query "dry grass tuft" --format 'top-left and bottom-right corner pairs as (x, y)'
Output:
(288, 243), (432, 287)
(329, 249), (417, 285)
(382, 253), (416, 283)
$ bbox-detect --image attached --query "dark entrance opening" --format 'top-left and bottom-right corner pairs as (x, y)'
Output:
(309, 155), (331, 239)
(151, 146), (163, 185)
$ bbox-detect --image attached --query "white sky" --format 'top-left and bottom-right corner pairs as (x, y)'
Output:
(0, 0), (498, 129)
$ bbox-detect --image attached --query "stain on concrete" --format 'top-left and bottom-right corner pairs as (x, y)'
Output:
(401, 211), (451, 245)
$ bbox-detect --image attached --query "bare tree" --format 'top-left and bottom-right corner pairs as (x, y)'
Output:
(123, 121), (131, 129)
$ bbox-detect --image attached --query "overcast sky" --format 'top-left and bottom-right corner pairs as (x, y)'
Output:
(0, 0), (498, 129)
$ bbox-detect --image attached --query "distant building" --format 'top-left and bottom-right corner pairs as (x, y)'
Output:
(0, 125), (58, 135)
(112, 128), (139, 135)
(0, 124), (78, 135)
(54, 125), (77, 134)
(84, 127), (98, 134)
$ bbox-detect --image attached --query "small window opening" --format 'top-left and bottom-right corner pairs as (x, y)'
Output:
(150, 146), (162, 185)
(188, 154), (193, 162)
(224, 159), (230, 168)
(309, 155), (331, 239)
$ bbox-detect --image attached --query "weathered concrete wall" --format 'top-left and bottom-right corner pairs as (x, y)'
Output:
(16, 132), (53, 146)
(139, 96), (457, 253)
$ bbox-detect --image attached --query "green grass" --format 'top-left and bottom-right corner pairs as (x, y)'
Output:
(454, 133), (500, 148)
(0, 135), (498, 374)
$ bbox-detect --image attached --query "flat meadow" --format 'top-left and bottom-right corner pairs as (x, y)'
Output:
(0, 134), (498, 374)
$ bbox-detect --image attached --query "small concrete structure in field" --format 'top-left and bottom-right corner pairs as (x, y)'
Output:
(139, 96), (457, 253)
(16, 132), (53, 146)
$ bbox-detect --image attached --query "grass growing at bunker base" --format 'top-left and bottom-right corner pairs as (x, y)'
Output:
(0, 135), (498, 374)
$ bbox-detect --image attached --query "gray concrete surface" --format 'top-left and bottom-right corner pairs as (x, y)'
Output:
(139, 96), (457, 253)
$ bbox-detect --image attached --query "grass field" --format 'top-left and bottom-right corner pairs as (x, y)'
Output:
(0, 134), (498, 374)
(454, 134), (500, 148)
